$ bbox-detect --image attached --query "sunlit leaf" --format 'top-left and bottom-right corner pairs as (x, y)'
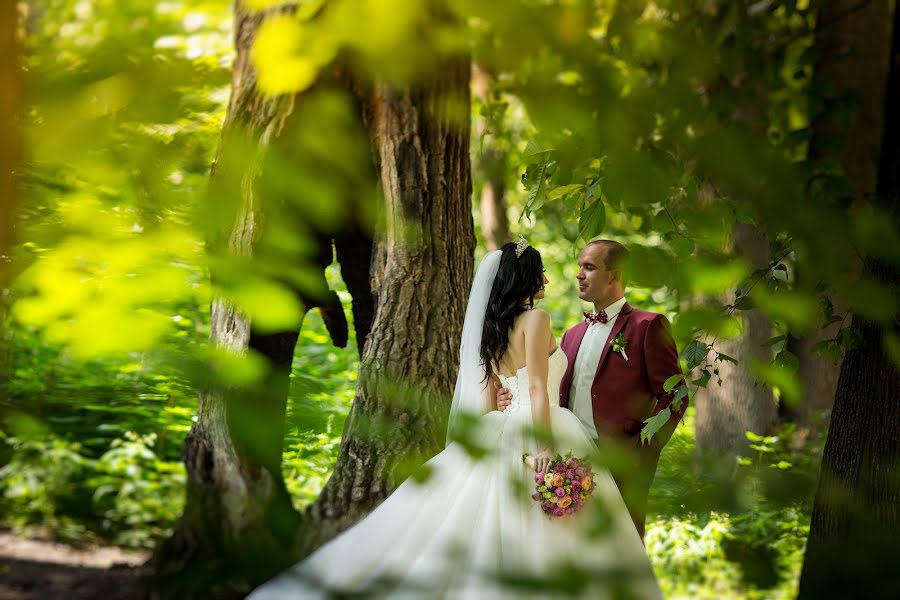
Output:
(251, 15), (333, 95)
(641, 407), (672, 444)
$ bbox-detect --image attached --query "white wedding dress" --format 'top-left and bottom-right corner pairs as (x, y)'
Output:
(249, 349), (662, 599)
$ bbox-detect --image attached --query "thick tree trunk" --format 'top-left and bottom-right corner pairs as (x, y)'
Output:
(695, 223), (778, 455)
(303, 59), (475, 551)
(799, 4), (899, 595)
(153, 6), (375, 597)
(472, 65), (509, 250)
(790, 0), (892, 428)
(0, 0), (22, 417)
(1, 0), (21, 272)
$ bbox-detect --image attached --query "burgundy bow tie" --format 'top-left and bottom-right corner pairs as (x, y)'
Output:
(584, 310), (608, 325)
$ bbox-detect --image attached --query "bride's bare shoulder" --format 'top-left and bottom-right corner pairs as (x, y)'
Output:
(519, 308), (551, 330)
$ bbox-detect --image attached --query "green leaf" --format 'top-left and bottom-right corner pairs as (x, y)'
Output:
(716, 352), (738, 364)
(663, 373), (684, 393)
(521, 158), (556, 217)
(774, 349), (800, 372)
(523, 139), (553, 158)
(810, 339), (841, 361)
(683, 257), (751, 295)
(750, 288), (819, 334)
(548, 184), (583, 201)
(681, 340), (709, 371)
(671, 385), (689, 412)
(692, 369), (711, 388)
(732, 293), (755, 310)
(885, 333), (900, 368)
(578, 197), (606, 240)
(761, 335), (786, 348)
(641, 407), (672, 445)
(772, 264), (789, 283)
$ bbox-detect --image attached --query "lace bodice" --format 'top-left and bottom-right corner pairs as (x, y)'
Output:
(497, 349), (567, 414)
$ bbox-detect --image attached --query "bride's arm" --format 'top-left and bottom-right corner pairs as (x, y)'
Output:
(485, 372), (500, 410)
(523, 310), (553, 450)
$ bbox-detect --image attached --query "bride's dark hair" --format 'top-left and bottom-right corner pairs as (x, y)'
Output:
(480, 241), (545, 382)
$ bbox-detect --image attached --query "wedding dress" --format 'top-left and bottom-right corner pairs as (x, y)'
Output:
(248, 251), (661, 599)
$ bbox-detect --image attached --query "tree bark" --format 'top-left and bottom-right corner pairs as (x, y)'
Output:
(0, 0), (21, 274)
(302, 58), (475, 551)
(0, 0), (22, 425)
(789, 0), (892, 428)
(799, 4), (900, 596)
(695, 223), (779, 455)
(152, 5), (376, 597)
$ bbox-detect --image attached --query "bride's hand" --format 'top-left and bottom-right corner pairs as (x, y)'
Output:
(529, 450), (553, 474)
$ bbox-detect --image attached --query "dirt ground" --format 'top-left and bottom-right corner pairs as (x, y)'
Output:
(0, 532), (149, 600)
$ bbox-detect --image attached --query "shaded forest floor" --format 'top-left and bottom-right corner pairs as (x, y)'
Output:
(0, 531), (148, 600)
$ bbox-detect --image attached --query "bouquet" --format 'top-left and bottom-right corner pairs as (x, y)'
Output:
(529, 453), (594, 517)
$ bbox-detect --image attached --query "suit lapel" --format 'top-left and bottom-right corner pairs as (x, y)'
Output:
(594, 302), (633, 378)
(560, 321), (589, 407)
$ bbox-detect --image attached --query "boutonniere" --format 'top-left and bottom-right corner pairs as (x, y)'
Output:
(610, 333), (628, 361)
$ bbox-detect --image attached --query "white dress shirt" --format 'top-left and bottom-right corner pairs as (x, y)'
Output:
(571, 297), (627, 438)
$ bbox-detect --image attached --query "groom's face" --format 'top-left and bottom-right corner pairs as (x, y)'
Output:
(576, 244), (615, 305)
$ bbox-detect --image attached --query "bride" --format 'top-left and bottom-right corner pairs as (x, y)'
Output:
(249, 240), (662, 599)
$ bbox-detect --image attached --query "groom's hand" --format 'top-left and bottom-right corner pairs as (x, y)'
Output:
(496, 385), (513, 411)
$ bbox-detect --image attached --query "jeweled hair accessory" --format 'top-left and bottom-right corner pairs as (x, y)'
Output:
(514, 235), (530, 258)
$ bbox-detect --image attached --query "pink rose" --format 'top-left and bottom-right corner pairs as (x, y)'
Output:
(534, 472), (545, 484)
(570, 458), (580, 468)
(565, 469), (575, 480)
(554, 463), (566, 474)
(552, 507), (565, 517)
(555, 487), (565, 497)
(575, 467), (585, 477)
(571, 480), (582, 492)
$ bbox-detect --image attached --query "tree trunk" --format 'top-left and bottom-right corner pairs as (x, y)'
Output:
(789, 0), (892, 429)
(0, 0), (22, 421)
(479, 173), (508, 250)
(1, 0), (21, 272)
(786, 293), (845, 428)
(152, 6), (375, 597)
(302, 58), (474, 551)
(799, 4), (899, 596)
(472, 64), (509, 250)
(695, 223), (778, 455)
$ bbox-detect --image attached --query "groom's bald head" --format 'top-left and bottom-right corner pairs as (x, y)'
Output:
(577, 240), (628, 308)
(584, 240), (629, 285)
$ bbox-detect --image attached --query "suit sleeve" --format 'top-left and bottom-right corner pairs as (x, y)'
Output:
(641, 314), (686, 449)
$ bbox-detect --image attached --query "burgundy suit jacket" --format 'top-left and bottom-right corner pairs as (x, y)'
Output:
(558, 303), (686, 461)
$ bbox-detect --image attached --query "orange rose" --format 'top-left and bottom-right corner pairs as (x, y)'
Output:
(558, 496), (572, 508)
(552, 473), (565, 487)
(581, 475), (592, 491)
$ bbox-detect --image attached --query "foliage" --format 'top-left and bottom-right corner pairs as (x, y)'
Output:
(647, 409), (825, 599)
(1, 284), (356, 546)
(0, 430), (184, 549)
(2, 0), (895, 596)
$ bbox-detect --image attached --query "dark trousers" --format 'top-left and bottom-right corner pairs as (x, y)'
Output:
(609, 451), (659, 541)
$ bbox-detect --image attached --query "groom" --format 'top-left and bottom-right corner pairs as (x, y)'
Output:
(498, 240), (686, 540)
